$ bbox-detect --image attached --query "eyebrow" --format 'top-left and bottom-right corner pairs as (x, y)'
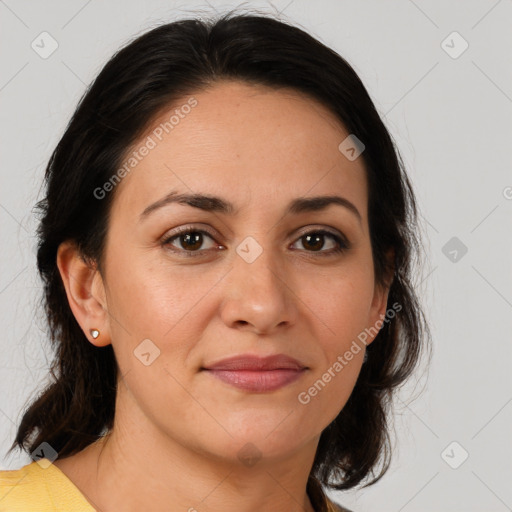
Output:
(139, 191), (362, 225)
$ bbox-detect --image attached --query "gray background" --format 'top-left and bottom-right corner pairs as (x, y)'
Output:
(1, 1), (511, 511)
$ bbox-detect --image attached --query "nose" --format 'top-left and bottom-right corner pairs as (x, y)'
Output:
(219, 242), (298, 335)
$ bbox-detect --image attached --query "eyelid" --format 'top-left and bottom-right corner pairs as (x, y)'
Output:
(293, 224), (347, 242)
(164, 224), (220, 240)
(161, 224), (350, 255)
(289, 227), (350, 255)
(161, 225), (221, 251)
(163, 225), (347, 243)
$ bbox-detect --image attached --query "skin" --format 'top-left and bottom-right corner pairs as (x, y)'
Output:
(55, 80), (391, 512)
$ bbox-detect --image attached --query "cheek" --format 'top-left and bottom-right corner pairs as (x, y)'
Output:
(308, 265), (376, 347)
(297, 282), (370, 426)
(292, 264), (374, 415)
(106, 248), (215, 333)
(104, 250), (226, 385)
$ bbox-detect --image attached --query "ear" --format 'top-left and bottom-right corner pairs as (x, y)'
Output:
(56, 240), (111, 347)
(366, 248), (395, 345)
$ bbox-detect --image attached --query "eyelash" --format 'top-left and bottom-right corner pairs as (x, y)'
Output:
(161, 225), (349, 258)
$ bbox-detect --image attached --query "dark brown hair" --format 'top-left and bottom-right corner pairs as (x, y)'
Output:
(8, 10), (431, 492)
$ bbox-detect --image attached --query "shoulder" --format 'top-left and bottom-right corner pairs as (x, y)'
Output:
(0, 459), (95, 512)
(0, 461), (49, 511)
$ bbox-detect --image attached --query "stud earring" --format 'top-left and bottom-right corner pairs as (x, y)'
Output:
(90, 329), (100, 339)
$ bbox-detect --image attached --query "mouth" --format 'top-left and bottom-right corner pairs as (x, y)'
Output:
(201, 354), (308, 393)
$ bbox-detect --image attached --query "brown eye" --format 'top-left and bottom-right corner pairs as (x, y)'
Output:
(292, 230), (348, 255)
(177, 232), (203, 251)
(301, 233), (326, 251)
(163, 229), (217, 253)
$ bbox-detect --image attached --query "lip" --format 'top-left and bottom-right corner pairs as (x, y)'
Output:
(203, 354), (307, 371)
(201, 354), (308, 393)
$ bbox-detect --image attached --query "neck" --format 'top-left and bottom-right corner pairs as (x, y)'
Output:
(60, 389), (322, 512)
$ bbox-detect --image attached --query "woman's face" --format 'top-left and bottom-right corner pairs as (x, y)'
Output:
(90, 81), (389, 464)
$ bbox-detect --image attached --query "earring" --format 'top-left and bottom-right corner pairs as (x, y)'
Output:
(90, 329), (100, 339)
(363, 351), (368, 363)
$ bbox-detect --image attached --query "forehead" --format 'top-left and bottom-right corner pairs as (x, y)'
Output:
(110, 80), (368, 224)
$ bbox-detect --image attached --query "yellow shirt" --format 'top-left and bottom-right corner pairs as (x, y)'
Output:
(0, 459), (95, 511)
(0, 458), (347, 512)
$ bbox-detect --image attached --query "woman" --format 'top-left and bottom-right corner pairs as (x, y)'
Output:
(1, 11), (430, 512)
